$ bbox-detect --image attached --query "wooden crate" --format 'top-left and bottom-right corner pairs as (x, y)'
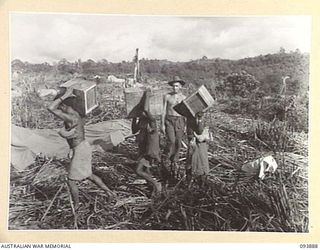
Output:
(174, 85), (215, 117)
(124, 87), (168, 118)
(60, 78), (98, 117)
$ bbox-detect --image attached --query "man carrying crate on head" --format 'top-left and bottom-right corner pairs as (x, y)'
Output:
(47, 87), (115, 212)
(131, 89), (162, 195)
(161, 76), (187, 183)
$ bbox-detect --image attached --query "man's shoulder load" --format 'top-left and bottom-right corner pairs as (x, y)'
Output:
(174, 85), (215, 118)
(59, 78), (98, 117)
(124, 86), (169, 118)
(38, 77), (99, 117)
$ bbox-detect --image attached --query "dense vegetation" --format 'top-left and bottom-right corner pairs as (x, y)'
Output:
(12, 50), (309, 131)
(12, 50), (309, 96)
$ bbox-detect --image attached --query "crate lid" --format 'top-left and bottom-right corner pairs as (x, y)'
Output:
(60, 78), (96, 90)
(123, 87), (145, 93)
(197, 85), (215, 106)
(124, 86), (169, 94)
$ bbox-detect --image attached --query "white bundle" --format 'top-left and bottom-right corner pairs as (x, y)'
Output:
(193, 127), (211, 142)
(37, 89), (58, 100)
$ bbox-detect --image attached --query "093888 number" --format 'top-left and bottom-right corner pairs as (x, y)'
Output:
(300, 244), (318, 248)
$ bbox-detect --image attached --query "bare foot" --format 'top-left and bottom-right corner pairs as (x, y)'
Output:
(152, 182), (162, 197)
(107, 191), (118, 202)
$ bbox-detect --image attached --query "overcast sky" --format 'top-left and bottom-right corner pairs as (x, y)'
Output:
(10, 13), (311, 63)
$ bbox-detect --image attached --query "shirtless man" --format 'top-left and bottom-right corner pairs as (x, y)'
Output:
(161, 76), (186, 180)
(47, 87), (114, 212)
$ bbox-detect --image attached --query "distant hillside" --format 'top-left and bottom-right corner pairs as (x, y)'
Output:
(11, 51), (309, 96)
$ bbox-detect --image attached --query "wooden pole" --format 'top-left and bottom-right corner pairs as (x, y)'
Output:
(137, 48), (140, 81)
(134, 48), (140, 83)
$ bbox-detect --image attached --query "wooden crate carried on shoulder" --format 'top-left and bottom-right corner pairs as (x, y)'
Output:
(124, 87), (168, 118)
(174, 85), (215, 118)
(60, 78), (98, 117)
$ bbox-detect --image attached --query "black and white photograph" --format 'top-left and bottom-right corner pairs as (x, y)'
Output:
(9, 13), (310, 232)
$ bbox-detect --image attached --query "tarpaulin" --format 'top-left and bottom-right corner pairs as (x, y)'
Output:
(11, 119), (132, 171)
(11, 132), (36, 171)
